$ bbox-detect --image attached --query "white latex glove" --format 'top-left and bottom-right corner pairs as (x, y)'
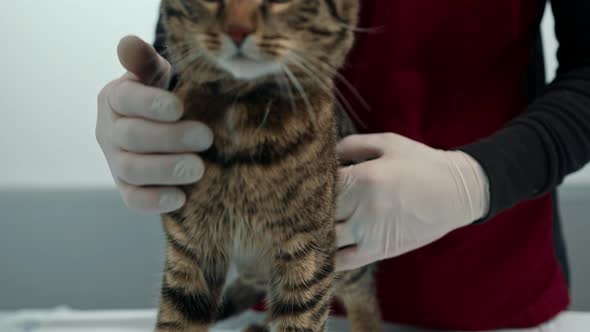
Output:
(96, 36), (213, 213)
(335, 133), (490, 272)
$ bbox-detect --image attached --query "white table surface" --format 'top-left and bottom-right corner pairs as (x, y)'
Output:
(1, 308), (589, 332)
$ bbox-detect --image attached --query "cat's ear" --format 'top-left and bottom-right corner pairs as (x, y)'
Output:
(325, 0), (360, 25)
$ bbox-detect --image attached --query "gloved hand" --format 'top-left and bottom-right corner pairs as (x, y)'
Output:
(96, 36), (213, 213)
(335, 133), (490, 272)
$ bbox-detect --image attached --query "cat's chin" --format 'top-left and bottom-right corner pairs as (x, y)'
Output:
(217, 56), (283, 81)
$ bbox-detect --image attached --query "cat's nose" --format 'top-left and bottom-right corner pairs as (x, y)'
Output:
(225, 24), (254, 47)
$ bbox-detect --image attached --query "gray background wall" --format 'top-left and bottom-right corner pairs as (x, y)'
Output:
(0, 186), (588, 311)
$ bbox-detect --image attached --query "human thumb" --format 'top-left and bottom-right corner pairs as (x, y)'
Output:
(335, 166), (361, 222)
(336, 134), (386, 164)
(117, 35), (172, 88)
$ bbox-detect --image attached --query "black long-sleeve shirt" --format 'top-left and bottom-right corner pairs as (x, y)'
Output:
(459, 0), (590, 218)
(449, 0), (590, 285)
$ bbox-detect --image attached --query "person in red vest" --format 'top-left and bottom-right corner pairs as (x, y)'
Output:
(96, 1), (590, 330)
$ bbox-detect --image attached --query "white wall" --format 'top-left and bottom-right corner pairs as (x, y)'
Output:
(0, 0), (161, 189)
(0, 1), (588, 189)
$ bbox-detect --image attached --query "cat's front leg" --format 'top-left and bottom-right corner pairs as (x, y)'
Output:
(266, 214), (336, 332)
(156, 214), (231, 332)
(335, 266), (383, 332)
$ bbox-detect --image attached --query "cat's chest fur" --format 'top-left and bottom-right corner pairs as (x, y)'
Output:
(173, 83), (337, 235)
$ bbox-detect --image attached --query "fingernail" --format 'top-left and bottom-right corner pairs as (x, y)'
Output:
(172, 158), (204, 182)
(182, 127), (214, 151)
(159, 190), (184, 210)
(151, 95), (181, 121)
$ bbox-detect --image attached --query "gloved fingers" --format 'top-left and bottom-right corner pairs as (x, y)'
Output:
(335, 246), (378, 272)
(335, 166), (362, 221)
(117, 35), (173, 88)
(96, 84), (118, 149)
(112, 151), (205, 186)
(113, 118), (213, 153)
(335, 221), (357, 249)
(336, 134), (387, 164)
(117, 181), (186, 214)
(108, 79), (183, 122)
(443, 151), (491, 222)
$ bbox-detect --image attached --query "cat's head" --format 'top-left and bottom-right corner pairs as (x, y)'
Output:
(161, 0), (359, 83)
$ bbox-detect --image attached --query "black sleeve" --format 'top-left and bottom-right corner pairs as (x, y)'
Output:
(458, 0), (590, 219)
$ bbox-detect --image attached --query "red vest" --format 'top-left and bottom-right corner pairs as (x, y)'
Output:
(337, 1), (570, 329)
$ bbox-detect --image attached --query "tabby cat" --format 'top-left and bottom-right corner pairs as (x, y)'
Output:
(155, 1), (382, 331)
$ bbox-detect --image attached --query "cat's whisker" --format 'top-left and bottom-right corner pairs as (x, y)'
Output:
(187, 59), (205, 78)
(187, 55), (216, 83)
(332, 70), (371, 112)
(165, 42), (205, 63)
(337, 23), (385, 34)
(286, 57), (355, 123)
(169, 52), (192, 65)
(173, 50), (205, 72)
(282, 66), (318, 130)
(287, 52), (368, 128)
(168, 45), (193, 59)
(166, 40), (197, 51)
(288, 57), (349, 107)
(277, 73), (299, 119)
(173, 56), (199, 71)
(166, 44), (193, 57)
(256, 99), (274, 131)
(291, 51), (371, 112)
